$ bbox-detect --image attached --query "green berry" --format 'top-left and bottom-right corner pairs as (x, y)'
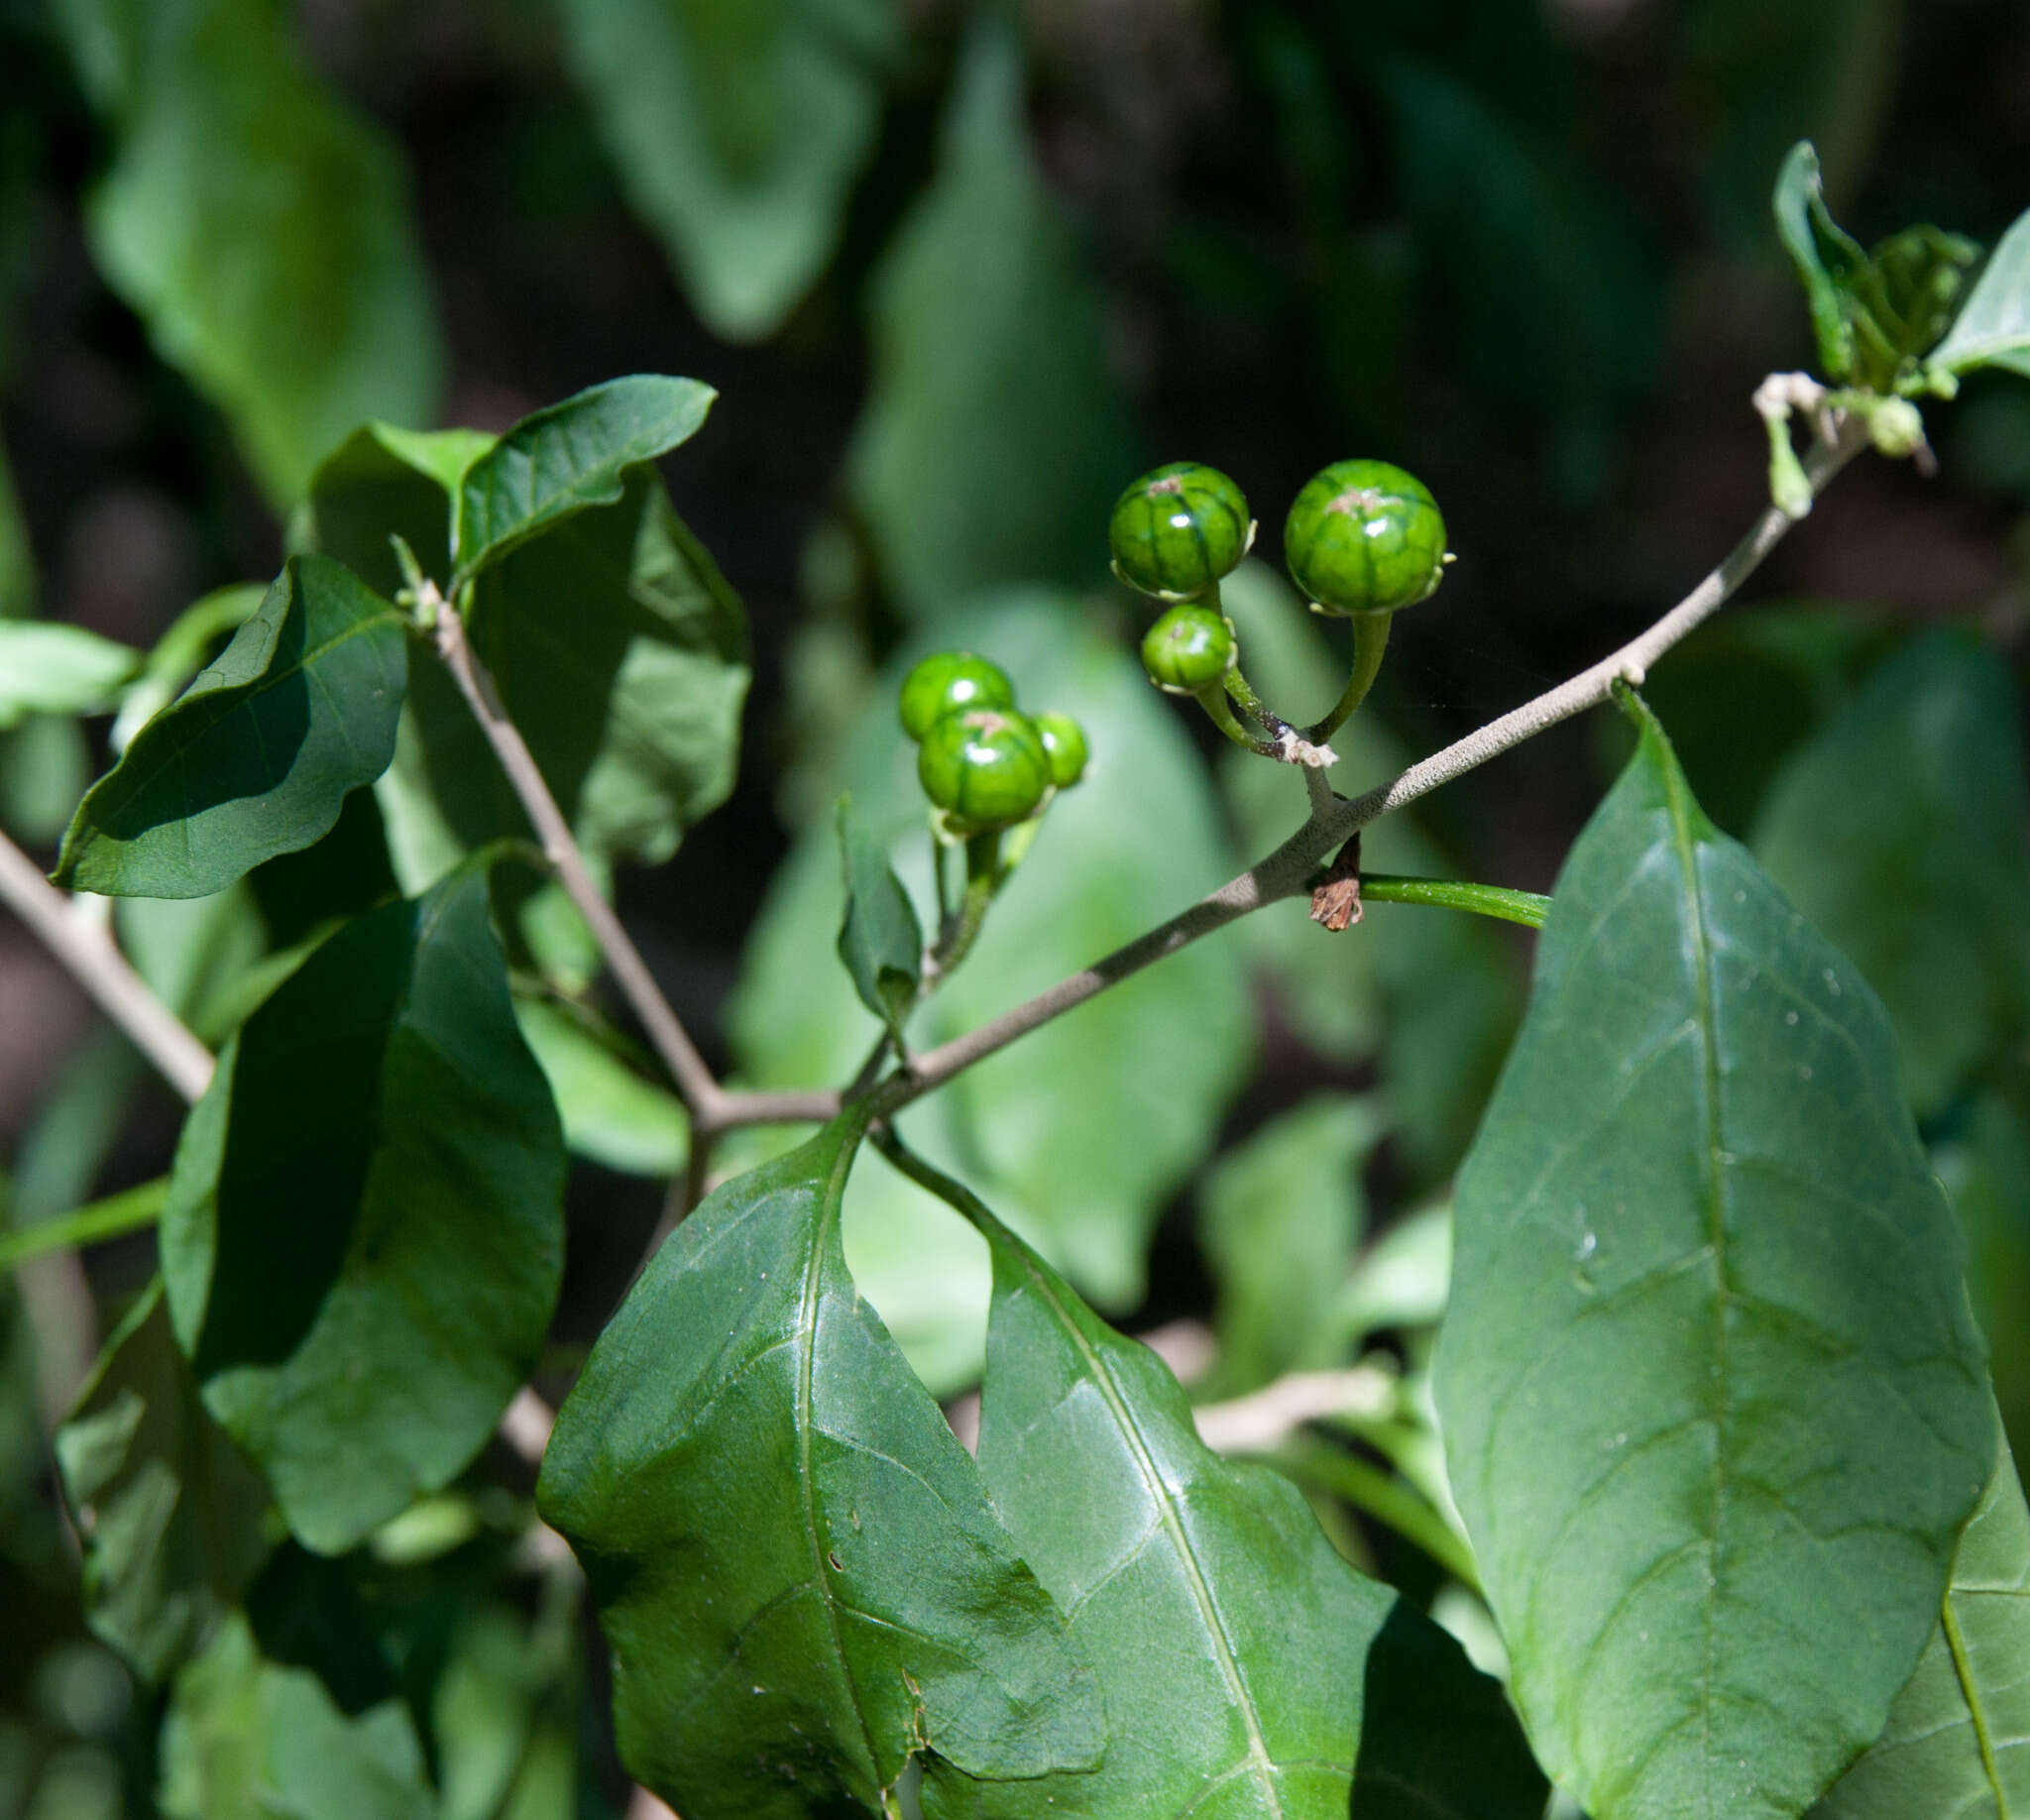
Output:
(899, 651), (1016, 742)
(1284, 459), (1448, 616)
(917, 708), (1050, 832)
(1109, 462), (1253, 601)
(1033, 712), (1089, 789)
(1141, 604), (1237, 696)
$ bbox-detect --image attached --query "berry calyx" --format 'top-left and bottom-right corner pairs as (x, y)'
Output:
(1109, 462), (1253, 601)
(899, 651), (1016, 742)
(917, 708), (1050, 832)
(1033, 712), (1090, 789)
(1284, 459), (1448, 616)
(1141, 604), (1237, 696)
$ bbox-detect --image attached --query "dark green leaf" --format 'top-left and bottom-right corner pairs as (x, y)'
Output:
(54, 555), (406, 899)
(558, 0), (897, 340)
(536, 1116), (1102, 1820)
(1197, 1095), (1376, 1397)
(1435, 696), (1994, 1820)
(160, 864), (566, 1554)
(54, 1282), (274, 1684)
(729, 594), (1249, 1390)
(0, 623), (139, 728)
(453, 376), (717, 581)
(159, 1614), (433, 1820)
(56, 0), (443, 506)
(110, 583), (269, 754)
(945, 1162), (1546, 1820)
(296, 424), (472, 600)
(1938, 1085), (2030, 1463)
(1811, 1405), (2030, 1818)
(1931, 206), (2030, 381)
(836, 793), (922, 1037)
(846, 27), (1136, 618)
(1752, 630), (2030, 1116)
(1772, 140), (1873, 383)
(379, 469), (748, 881)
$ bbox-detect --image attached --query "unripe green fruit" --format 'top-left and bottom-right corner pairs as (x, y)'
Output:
(917, 708), (1050, 831)
(1033, 712), (1089, 789)
(1109, 462), (1253, 601)
(898, 651), (1016, 742)
(1141, 604), (1237, 696)
(1284, 459), (1448, 616)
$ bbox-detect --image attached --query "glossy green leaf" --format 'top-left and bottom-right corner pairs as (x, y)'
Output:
(1197, 1095), (1376, 1398)
(836, 793), (922, 1038)
(160, 864), (566, 1554)
(943, 1160), (1546, 1820)
(513, 997), (688, 1178)
(1435, 697), (1994, 1820)
(54, 1282), (274, 1684)
(1753, 630), (2030, 1116)
(110, 584), (268, 755)
(536, 1116), (1101, 1820)
(376, 469), (748, 882)
(1772, 141), (1874, 383)
(453, 376), (717, 581)
(159, 1614), (433, 1820)
(54, 556), (406, 899)
(1931, 207), (2030, 380)
(846, 27), (1136, 618)
(1810, 1406), (2030, 1819)
(0, 622), (139, 728)
(729, 593), (1249, 1389)
(559, 0), (897, 340)
(56, 0), (442, 507)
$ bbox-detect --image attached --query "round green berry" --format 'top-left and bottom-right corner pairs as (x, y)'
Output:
(1141, 604), (1237, 696)
(1109, 462), (1253, 601)
(898, 651), (1016, 742)
(1033, 712), (1089, 789)
(917, 708), (1050, 831)
(1284, 459), (1448, 616)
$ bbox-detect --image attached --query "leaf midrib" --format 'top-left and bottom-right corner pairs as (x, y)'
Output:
(1013, 1249), (1285, 1817)
(1942, 1590), (2011, 1817)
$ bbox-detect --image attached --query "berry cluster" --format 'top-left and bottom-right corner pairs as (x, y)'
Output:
(899, 652), (1088, 835)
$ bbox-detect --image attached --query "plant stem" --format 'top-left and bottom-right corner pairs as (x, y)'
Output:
(926, 832), (1000, 982)
(0, 832), (214, 1103)
(1222, 666), (1294, 742)
(1280, 1438), (1481, 1591)
(1358, 874), (1550, 929)
(1306, 611), (1391, 743)
(1195, 682), (1282, 757)
(0, 1176), (169, 1271)
(427, 586), (727, 1126)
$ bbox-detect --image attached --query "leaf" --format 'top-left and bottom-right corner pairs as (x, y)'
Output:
(1772, 141), (1875, 383)
(1197, 1095), (1376, 1398)
(110, 583), (269, 754)
(370, 468), (749, 883)
(558, 0), (898, 340)
(728, 593), (1250, 1389)
(56, 0), (442, 507)
(1937, 1084), (2030, 1463)
(453, 375), (718, 581)
(513, 997), (688, 1178)
(836, 793), (922, 1037)
(1434, 694), (1995, 1820)
(536, 1116), (1102, 1820)
(1809, 1405), (2030, 1819)
(1752, 630), (2030, 1116)
(1932, 206), (2030, 380)
(0, 622), (140, 727)
(160, 863), (566, 1554)
(159, 1613), (433, 1820)
(846, 25), (1137, 619)
(54, 1281), (275, 1684)
(54, 555), (406, 899)
(943, 1161), (1547, 1820)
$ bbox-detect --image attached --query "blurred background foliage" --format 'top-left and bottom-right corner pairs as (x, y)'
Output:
(2, 0), (2029, 1813)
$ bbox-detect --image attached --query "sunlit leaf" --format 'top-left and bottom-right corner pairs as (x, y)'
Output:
(537, 1116), (1101, 1820)
(513, 997), (687, 1178)
(1436, 695), (1994, 1820)
(1930, 206), (2030, 381)
(0, 622), (139, 728)
(55, 556), (406, 899)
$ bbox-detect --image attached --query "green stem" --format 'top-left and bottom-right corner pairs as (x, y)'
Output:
(1357, 873), (1549, 929)
(0, 1177), (169, 1271)
(930, 832), (1001, 980)
(1280, 1438), (1481, 1591)
(1306, 612), (1392, 743)
(1222, 666), (1294, 742)
(1195, 683), (1282, 758)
